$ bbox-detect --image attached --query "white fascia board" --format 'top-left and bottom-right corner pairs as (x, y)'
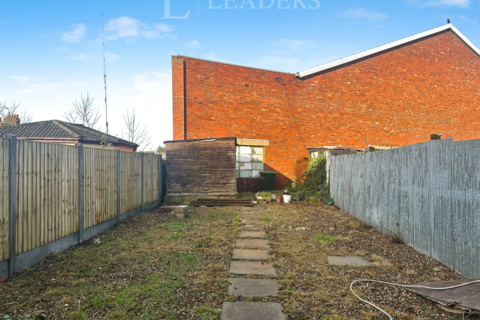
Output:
(450, 25), (480, 56)
(297, 24), (477, 78)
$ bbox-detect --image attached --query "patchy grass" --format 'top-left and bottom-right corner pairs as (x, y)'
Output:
(247, 203), (473, 319)
(0, 206), (241, 319)
(313, 234), (337, 245)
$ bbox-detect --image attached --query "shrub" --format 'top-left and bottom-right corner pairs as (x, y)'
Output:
(291, 154), (330, 199)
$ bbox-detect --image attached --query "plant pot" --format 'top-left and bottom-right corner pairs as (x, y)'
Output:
(276, 195), (282, 202)
(283, 194), (292, 203)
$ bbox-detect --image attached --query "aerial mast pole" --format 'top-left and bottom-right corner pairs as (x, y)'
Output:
(102, 27), (109, 134)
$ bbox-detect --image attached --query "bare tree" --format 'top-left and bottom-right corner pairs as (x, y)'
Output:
(63, 92), (101, 128)
(0, 101), (7, 120)
(0, 100), (33, 123)
(122, 109), (151, 151)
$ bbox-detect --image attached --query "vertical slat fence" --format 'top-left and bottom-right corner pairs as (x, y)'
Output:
(330, 138), (480, 278)
(0, 139), (162, 278)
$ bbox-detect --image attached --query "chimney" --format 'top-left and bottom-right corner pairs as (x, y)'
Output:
(3, 114), (20, 126)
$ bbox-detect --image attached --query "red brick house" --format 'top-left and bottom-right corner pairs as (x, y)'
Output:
(172, 24), (480, 190)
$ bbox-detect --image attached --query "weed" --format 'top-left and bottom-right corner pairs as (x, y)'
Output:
(313, 234), (337, 245)
(167, 222), (185, 228)
(193, 305), (220, 319)
(205, 211), (222, 221)
(260, 217), (272, 222)
(69, 311), (88, 320)
(385, 229), (404, 244)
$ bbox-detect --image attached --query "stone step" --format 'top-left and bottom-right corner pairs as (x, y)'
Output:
(242, 224), (264, 231)
(221, 302), (286, 320)
(232, 249), (271, 260)
(229, 261), (276, 275)
(235, 239), (270, 249)
(238, 231), (266, 239)
(228, 278), (279, 297)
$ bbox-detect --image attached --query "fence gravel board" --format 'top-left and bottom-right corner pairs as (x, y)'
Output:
(331, 138), (480, 278)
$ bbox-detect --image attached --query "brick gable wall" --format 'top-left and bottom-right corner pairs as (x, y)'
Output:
(172, 30), (480, 189)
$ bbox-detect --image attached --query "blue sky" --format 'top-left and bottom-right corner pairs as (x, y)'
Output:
(1, 0), (478, 149)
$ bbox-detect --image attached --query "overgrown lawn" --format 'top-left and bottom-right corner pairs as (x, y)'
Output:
(0, 206), (241, 319)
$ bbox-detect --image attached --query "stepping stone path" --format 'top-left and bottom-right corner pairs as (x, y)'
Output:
(221, 206), (286, 320)
(327, 256), (370, 267)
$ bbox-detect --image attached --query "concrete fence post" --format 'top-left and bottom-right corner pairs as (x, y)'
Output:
(117, 149), (121, 223)
(7, 134), (17, 279)
(141, 152), (144, 212)
(77, 144), (84, 244)
(157, 155), (162, 203)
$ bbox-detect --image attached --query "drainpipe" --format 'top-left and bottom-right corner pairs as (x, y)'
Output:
(183, 60), (187, 140)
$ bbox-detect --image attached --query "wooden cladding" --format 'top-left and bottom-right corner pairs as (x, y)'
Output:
(0, 137), (162, 263)
(166, 139), (236, 196)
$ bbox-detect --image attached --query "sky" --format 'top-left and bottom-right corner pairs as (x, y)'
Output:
(0, 0), (479, 150)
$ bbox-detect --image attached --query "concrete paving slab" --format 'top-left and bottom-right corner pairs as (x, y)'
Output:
(228, 278), (279, 297)
(242, 207), (261, 212)
(327, 256), (370, 266)
(232, 249), (271, 260)
(243, 225), (264, 231)
(242, 214), (261, 219)
(242, 219), (262, 225)
(229, 261), (276, 275)
(221, 302), (286, 320)
(238, 231), (266, 239)
(235, 239), (270, 249)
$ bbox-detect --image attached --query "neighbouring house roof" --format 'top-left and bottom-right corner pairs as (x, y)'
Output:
(0, 120), (138, 150)
(296, 23), (480, 78)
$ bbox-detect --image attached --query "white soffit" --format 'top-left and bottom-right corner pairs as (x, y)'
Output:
(297, 24), (480, 78)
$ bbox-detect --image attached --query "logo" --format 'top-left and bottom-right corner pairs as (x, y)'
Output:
(161, 0), (320, 19)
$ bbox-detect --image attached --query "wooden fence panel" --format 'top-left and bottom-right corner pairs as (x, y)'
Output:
(2, 139), (161, 272)
(120, 152), (142, 214)
(83, 148), (117, 229)
(0, 138), (9, 262)
(14, 142), (79, 255)
(143, 154), (158, 204)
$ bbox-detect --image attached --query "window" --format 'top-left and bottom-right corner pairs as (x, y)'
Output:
(236, 146), (264, 178)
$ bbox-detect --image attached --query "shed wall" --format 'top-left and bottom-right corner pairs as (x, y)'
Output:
(166, 139), (237, 196)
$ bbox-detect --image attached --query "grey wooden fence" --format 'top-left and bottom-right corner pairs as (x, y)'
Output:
(330, 138), (479, 278)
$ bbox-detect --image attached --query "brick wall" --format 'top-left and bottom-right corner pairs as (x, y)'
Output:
(172, 30), (480, 189)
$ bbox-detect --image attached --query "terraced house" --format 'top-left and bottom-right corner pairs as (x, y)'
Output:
(172, 23), (480, 190)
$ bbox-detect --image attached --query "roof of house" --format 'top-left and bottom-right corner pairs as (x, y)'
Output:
(297, 23), (480, 78)
(0, 120), (138, 149)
